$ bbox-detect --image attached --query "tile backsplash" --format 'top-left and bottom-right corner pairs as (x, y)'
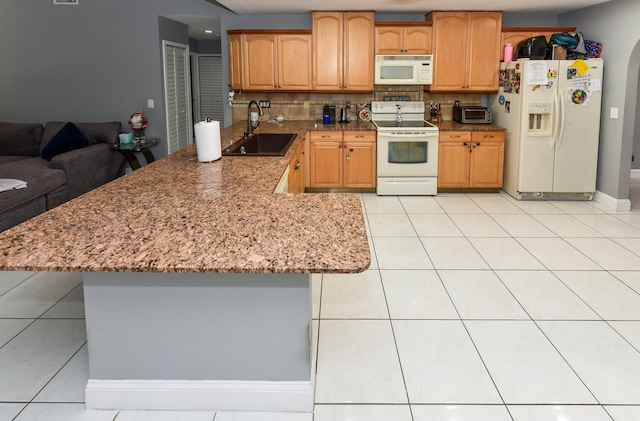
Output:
(230, 87), (483, 123)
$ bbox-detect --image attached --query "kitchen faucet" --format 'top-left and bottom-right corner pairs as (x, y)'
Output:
(245, 100), (264, 139)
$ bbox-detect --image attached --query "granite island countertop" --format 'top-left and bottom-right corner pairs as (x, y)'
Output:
(0, 120), (374, 274)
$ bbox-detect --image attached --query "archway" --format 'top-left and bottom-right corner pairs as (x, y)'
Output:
(623, 40), (640, 207)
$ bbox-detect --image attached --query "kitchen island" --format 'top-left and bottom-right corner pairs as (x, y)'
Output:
(0, 120), (372, 412)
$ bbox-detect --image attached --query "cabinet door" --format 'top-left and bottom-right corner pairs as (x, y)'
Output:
(431, 12), (468, 91)
(312, 12), (343, 91)
(343, 12), (374, 91)
(228, 33), (243, 90)
(501, 27), (576, 61)
(375, 26), (403, 54)
(243, 34), (277, 90)
(278, 34), (312, 90)
(310, 132), (343, 187)
(469, 132), (504, 188)
(438, 131), (471, 188)
(288, 141), (305, 193)
(405, 26), (432, 54)
(466, 12), (502, 92)
(343, 132), (376, 188)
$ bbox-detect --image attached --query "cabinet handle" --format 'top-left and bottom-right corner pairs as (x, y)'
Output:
(346, 154), (350, 160)
(449, 135), (461, 138)
(349, 148), (354, 152)
(484, 135), (495, 139)
(354, 135), (365, 138)
(474, 142), (481, 148)
(463, 142), (468, 146)
(294, 160), (300, 170)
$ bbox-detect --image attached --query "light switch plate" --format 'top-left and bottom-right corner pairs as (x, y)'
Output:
(147, 99), (155, 109)
(610, 107), (618, 119)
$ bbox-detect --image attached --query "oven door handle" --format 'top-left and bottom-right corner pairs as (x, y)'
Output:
(378, 132), (437, 139)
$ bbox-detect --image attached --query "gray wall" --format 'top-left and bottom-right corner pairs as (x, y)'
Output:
(558, 0), (639, 201)
(0, 0), (231, 159)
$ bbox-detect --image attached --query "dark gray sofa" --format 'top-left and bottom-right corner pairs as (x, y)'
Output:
(0, 121), (122, 232)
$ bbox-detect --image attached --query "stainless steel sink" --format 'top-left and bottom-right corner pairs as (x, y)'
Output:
(222, 133), (297, 156)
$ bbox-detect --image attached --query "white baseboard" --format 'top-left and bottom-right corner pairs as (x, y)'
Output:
(593, 190), (632, 211)
(631, 169), (640, 179)
(85, 379), (314, 412)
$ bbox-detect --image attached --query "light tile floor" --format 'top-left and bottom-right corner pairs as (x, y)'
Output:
(4, 181), (640, 420)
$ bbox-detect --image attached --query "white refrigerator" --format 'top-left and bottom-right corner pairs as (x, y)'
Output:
(489, 58), (604, 200)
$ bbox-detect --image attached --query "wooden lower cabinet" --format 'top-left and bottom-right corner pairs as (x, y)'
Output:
(287, 140), (305, 193)
(438, 130), (504, 189)
(309, 131), (376, 188)
(343, 132), (376, 188)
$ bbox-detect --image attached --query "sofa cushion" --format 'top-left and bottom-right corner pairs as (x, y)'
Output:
(0, 157), (67, 213)
(0, 122), (43, 157)
(41, 121), (121, 151)
(0, 156), (29, 165)
(41, 122), (89, 161)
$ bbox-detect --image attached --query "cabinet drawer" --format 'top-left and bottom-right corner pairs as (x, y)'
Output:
(439, 131), (471, 142)
(471, 131), (504, 143)
(343, 131), (375, 143)
(309, 131), (343, 141)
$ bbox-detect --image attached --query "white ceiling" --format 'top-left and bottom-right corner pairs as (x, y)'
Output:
(174, 0), (611, 40)
(215, 0), (610, 15)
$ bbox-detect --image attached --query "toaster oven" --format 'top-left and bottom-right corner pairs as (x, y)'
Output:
(453, 105), (493, 124)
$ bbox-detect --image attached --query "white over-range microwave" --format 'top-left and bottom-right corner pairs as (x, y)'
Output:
(374, 54), (433, 85)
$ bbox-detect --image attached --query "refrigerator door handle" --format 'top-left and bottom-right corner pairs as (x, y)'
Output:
(551, 88), (559, 148)
(557, 88), (567, 149)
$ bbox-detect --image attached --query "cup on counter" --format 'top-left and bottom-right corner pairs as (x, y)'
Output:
(250, 111), (259, 122)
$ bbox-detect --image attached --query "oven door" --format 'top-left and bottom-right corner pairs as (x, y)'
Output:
(376, 131), (439, 177)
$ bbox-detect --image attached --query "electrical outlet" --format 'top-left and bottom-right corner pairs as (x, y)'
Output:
(259, 100), (270, 108)
(147, 99), (154, 108)
(303, 101), (309, 109)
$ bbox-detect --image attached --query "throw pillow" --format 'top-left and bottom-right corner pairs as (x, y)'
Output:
(41, 121), (89, 161)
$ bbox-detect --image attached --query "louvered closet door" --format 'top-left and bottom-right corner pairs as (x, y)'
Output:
(163, 41), (192, 154)
(198, 55), (224, 123)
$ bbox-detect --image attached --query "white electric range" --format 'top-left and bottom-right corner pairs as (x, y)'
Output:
(371, 100), (439, 195)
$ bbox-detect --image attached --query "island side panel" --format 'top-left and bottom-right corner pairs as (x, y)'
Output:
(83, 272), (311, 381)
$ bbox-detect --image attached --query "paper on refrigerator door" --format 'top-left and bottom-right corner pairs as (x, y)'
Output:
(526, 61), (548, 85)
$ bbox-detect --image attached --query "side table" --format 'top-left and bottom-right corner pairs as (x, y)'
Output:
(110, 138), (160, 177)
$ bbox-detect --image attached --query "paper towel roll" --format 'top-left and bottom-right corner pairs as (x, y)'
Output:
(194, 120), (222, 162)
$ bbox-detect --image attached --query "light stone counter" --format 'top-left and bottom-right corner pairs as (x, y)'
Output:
(0, 119), (374, 274)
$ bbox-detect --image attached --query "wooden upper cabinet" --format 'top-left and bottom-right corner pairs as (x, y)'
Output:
(243, 33), (277, 90)
(313, 11), (374, 91)
(228, 33), (243, 90)
(375, 23), (432, 54)
(228, 30), (312, 91)
(428, 11), (502, 93)
(467, 12), (502, 91)
(277, 34), (313, 90)
(500, 27), (576, 61)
